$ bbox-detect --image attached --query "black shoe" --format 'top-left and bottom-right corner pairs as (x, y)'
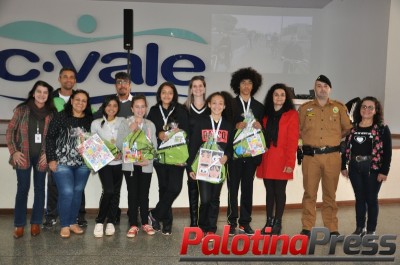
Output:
(261, 217), (274, 235)
(239, 225), (254, 235)
(148, 211), (160, 231)
(77, 216), (88, 227)
(42, 219), (57, 229)
(162, 224), (172, 235)
(352, 227), (366, 236)
(365, 231), (376, 242)
(228, 225), (236, 236)
(271, 219), (282, 235)
(300, 229), (311, 237)
(330, 231), (340, 237)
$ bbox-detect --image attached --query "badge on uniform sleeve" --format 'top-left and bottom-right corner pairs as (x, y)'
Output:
(333, 106), (339, 113)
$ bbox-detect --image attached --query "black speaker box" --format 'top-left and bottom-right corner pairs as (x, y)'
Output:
(123, 9), (133, 50)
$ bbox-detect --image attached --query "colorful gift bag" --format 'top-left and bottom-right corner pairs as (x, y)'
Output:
(233, 111), (266, 159)
(122, 129), (156, 163)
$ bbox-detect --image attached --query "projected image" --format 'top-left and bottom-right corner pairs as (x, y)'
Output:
(211, 15), (312, 74)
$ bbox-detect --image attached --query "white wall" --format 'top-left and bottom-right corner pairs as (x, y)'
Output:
(319, 0), (390, 103)
(385, 0), (400, 133)
(0, 0), (397, 132)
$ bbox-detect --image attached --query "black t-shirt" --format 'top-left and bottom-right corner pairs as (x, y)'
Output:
(350, 125), (373, 156)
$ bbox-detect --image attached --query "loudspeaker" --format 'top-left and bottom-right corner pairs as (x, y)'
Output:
(123, 9), (133, 50)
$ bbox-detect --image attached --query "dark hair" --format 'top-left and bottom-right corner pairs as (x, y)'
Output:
(131, 94), (148, 108)
(156, 81), (178, 106)
(184, 75), (206, 109)
(59, 66), (77, 78)
(206, 91), (234, 124)
(264, 83), (295, 117)
(64, 89), (93, 118)
(353, 96), (384, 125)
(115, 72), (130, 81)
(230, 67), (262, 96)
(16, 80), (56, 112)
(100, 95), (120, 127)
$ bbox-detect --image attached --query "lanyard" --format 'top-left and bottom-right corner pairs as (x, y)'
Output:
(159, 105), (175, 127)
(191, 103), (206, 115)
(36, 121), (40, 134)
(210, 115), (222, 141)
(239, 96), (251, 115)
(104, 117), (117, 142)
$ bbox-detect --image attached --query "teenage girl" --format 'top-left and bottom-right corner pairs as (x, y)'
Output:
(147, 82), (189, 235)
(187, 92), (234, 236)
(116, 94), (158, 238)
(91, 95), (124, 238)
(184, 76), (210, 227)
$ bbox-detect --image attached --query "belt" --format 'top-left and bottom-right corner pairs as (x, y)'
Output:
(351, 155), (372, 162)
(302, 145), (341, 156)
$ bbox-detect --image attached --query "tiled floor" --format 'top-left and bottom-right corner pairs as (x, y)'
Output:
(1, 205), (399, 265)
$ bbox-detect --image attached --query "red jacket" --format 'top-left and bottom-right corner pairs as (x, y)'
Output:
(256, 109), (299, 180)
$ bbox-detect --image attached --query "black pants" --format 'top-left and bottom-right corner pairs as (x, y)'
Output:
(95, 164), (123, 224)
(46, 171), (86, 221)
(152, 164), (184, 226)
(227, 159), (257, 227)
(263, 179), (288, 220)
(198, 180), (223, 233)
(187, 177), (199, 226)
(124, 166), (152, 226)
(349, 159), (382, 231)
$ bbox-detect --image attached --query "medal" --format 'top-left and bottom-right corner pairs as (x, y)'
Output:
(159, 105), (175, 131)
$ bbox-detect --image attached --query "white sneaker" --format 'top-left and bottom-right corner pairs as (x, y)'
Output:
(105, 223), (115, 236)
(94, 223), (104, 238)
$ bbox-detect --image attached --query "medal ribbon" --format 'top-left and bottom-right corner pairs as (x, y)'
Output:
(210, 115), (222, 141)
(159, 105), (175, 129)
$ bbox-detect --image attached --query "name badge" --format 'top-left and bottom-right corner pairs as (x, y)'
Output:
(35, 133), (42, 143)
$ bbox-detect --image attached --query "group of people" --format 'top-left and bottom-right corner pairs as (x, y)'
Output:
(7, 66), (392, 241)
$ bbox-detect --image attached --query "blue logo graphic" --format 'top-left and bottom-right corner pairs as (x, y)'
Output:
(0, 15), (207, 44)
(0, 15), (207, 103)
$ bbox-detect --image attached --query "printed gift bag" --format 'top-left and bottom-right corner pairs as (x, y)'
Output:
(191, 138), (226, 184)
(233, 110), (266, 159)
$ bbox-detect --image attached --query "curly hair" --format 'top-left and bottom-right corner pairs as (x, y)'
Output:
(206, 91), (235, 124)
(264, 83), (295, 116)
(352, 96), (384, 125)
(230, 67), (262, 96)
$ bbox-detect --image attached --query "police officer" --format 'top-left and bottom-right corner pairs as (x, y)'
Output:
(298, 75), (352, 237)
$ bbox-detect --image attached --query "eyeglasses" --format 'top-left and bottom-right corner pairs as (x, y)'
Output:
(116, 80), (130, 85)
(361, 105), (375, 111)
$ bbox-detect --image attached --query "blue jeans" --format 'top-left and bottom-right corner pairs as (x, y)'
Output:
(53, 165), (90, 227)
(14, 156), (46, 227)
(348, 159), (382, 231)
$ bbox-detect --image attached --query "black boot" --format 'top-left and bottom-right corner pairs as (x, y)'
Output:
(261, 217), (274, 235)
(272, 218), (282, 235)
(187, 180), (199, 227)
